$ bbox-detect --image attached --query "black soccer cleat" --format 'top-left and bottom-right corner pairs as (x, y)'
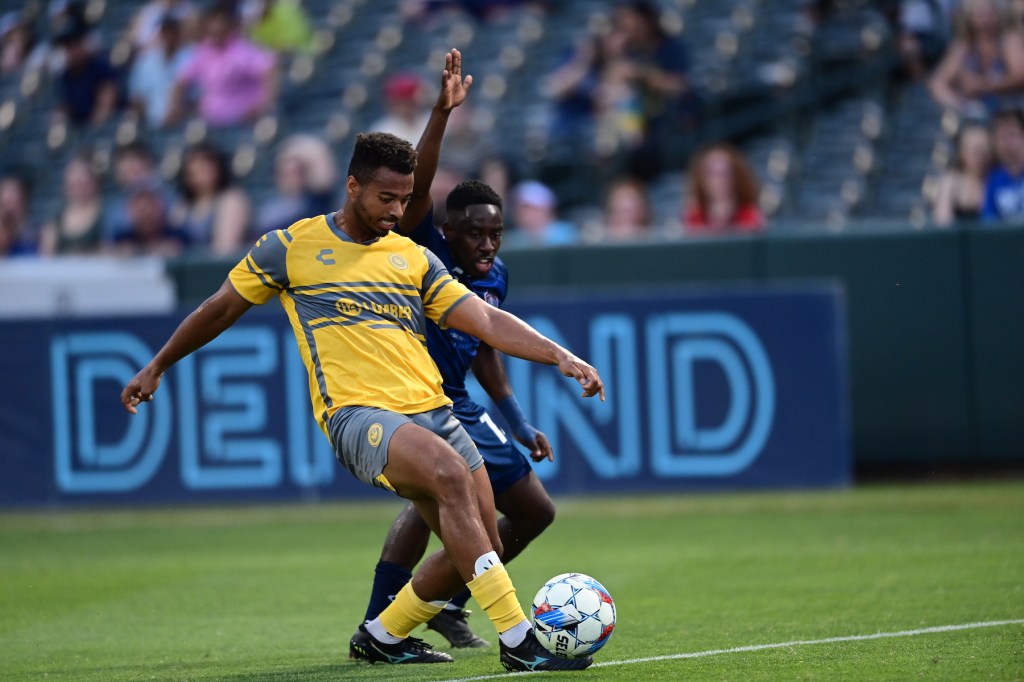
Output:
(500, 629), (593, 672)
(426, 608), (491, 648)
(349, 624), (454, 664)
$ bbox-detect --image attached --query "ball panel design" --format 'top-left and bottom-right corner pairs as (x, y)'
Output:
(530, 572), (616, 660)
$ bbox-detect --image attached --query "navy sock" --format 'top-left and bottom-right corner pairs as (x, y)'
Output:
(448, 587), (471, 610)
(363, 560), (414, 623)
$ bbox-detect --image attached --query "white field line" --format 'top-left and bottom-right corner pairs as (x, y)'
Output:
(442, 618), (1024, 681)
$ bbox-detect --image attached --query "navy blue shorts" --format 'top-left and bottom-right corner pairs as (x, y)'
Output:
(453, 403), (532, 497)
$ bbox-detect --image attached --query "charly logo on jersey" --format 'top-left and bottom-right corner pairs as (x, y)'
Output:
(367, 423), (384, 447)
(316, 248), (336, 266)
(388, 254), (409, 270)
(483, 291), (500, 307)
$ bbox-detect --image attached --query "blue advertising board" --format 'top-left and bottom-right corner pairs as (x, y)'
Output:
(0, 285), (850, 507)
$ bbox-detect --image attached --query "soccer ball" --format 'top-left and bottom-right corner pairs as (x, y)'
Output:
(531, 572), (616, 659)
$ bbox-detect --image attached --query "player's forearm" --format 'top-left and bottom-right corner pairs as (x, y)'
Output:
(417, 106), (450, 180)
(472, 344), (514, 402)
(398, 106), (450, 232)
(478, 310), (568, 367)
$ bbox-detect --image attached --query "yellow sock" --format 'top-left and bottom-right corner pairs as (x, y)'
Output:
(378, 582), (444, 638)
(467, 564), (527, 633)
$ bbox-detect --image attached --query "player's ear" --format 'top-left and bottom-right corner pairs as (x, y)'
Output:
(441, 221), (456, 241)
(346, 175), (360, 199)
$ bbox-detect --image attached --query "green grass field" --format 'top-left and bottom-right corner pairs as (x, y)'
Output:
(2, 481), (1022, 681)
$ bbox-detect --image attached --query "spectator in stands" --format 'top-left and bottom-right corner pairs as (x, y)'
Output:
(612, 0), (698, 178)
(928, 0), (1024, 116)
(370, 72), (431, 144)
(39, 155), (104, 256)
(28, 0), (100, 78)
(254, 134), (337, 235)
(545, 27), (640, 169)
(105, 142), (169, 242)
(0, 172), (36, 257)
(401, 0), (548, 24)
(1013, 0), (1024, 31)
(589, 176), (655, 242)
(544, 32), (601, 151)
(110, 180), (190, 257)
(127, 0), (198, 53)
(129, 16), (194, 129)
(0, 11), (40, 78)
(245, 0), (315, 54)
(886, 0), (955, 80)
(932, 121), (993, 225)
(167, 1), (277, 128)
(982, 108), (1024, 222)
(683, 144), (765, 235)
(505, 180), (579, 247)
(170, 142), (250, 255)
(53, 21), (119, 128)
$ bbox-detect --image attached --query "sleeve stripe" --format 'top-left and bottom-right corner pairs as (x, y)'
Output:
(438, 292), (474, 328)
(246, 254), (285, 291)
(424, 276), (456, 307)
(292, 281), (419, 294)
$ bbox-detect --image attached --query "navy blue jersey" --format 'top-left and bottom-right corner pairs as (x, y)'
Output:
(410, 211), (508, 409)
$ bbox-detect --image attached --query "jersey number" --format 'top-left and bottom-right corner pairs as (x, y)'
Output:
(480, 412), (508, 444)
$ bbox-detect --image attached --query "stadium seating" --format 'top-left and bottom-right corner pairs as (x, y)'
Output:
(0, 0), (954, 237)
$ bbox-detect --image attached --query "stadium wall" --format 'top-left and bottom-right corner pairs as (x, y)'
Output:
(495, 228), (1023, 470)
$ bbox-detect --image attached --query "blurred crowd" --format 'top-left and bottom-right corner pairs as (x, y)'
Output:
(2, 0), (1024, 261)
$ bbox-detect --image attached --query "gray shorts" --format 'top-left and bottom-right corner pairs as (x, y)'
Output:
(327, 405), (484, 492)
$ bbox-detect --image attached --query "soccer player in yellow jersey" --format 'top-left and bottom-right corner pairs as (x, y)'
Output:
(121, 49), (603, 673)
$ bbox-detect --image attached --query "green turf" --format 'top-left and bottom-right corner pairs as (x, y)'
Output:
(1, 482), (1022, 681)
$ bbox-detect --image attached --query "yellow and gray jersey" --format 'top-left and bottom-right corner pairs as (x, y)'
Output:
(229, 213), (474, 436)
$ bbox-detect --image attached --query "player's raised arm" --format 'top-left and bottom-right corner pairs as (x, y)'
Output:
(447, 296), (605, 401)
(120, 280), (253, 413)
(397, 48), (473, 234)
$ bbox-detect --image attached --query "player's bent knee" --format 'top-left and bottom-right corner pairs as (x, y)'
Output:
(518, 495), (556, 539)
(424, 453), (475, 503)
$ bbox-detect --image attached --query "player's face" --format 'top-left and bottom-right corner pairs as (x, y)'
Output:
(443, 204), (503, 278)
(348, 169), (414, 239)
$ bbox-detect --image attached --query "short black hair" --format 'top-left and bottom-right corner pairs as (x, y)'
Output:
(348, 132), (417, 184)
(178, 142), (232, 202)
(446, 180), (502, 217)
(118, 140), (155, 163)
(993, 108), (1024, 130)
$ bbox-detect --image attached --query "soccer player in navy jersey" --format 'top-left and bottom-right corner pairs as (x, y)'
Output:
(354, 178), (560, 649)
(351, 48), (562, 653)
(122, 50), (602, 673)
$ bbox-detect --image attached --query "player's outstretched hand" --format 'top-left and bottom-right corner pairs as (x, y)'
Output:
(557, 355), (606, 401)
(120, 366), (162, 414)
(436, 48), (472, 112)
(518, 428), (554, 463)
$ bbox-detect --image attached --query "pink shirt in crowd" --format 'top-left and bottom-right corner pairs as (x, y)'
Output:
(176, 36), (276, 127)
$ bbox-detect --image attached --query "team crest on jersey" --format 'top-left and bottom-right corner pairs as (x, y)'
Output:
(367, 423), (384, 447)
(483, 291), (499, 307)
(388, 254), (409, 270)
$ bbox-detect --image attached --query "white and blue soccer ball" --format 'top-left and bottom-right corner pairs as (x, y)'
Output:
(531, 572), (616, 659)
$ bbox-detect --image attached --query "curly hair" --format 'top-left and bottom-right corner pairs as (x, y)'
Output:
(446, 179), (503, 216)
(348, 132), (417, 184)
(689, 143), (760, 212)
